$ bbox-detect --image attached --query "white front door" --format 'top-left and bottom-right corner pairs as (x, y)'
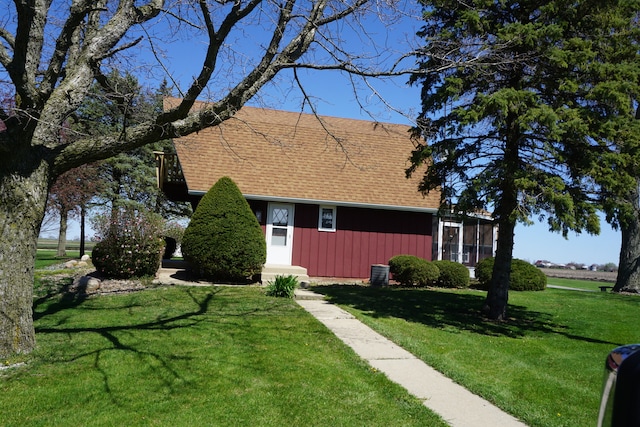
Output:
(266, 203), (294, 265)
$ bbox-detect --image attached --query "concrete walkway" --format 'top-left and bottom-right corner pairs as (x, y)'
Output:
(547, 284), (594, 292)
(295, 289), (528, 427)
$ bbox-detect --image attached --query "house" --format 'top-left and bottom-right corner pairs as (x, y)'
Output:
(156, 99), (496, 280)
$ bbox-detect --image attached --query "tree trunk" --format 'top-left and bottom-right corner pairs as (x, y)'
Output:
(0, 160), (50, 358)
(79, 204), (86, 257)
(482, 110), (520, 320)
(614, 180), (640, 292)
(483, 216), (516, 320)
(56, 210), (68, 257)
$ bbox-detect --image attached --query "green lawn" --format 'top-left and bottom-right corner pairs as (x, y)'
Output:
(37, 238), (95, 252)
(1, 286), (445, 427)
(35, 250), (81, 269)
(312, 284), (640, 427)
(15, 263), (635, 427)
(546, 276), (611, 291)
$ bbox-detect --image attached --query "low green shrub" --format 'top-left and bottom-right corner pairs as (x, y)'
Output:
(266, 275), (299, 298)
(510, 259), (547, 291)
(475, 257), (547, 291)
(432, 260), (470, 288)
(162, 221), (185, 259)
(388, 255), (440, 286)
(91, 207), (165, 279)
(474, 257), (493, 287)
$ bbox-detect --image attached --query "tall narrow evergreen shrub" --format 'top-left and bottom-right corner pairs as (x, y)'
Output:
(181, 177), (266, 281)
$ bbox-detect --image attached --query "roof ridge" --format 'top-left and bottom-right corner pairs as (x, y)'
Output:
(164, 96), (413, 130)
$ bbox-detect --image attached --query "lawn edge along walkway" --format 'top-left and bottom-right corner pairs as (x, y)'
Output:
(295, 288), (528, 427)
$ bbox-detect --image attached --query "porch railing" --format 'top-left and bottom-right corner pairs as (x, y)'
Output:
(154, 152), (185, 189)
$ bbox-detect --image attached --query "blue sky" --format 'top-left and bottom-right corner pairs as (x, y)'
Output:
(513, 218), (620, 266)
(57, 4), (623, 267)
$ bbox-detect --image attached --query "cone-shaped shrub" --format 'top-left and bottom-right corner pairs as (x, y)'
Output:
(182, 177), (266, 281)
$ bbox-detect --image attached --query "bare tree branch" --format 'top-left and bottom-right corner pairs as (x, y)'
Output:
(40, 0), (95, 99)
(2, 0), (430, 172)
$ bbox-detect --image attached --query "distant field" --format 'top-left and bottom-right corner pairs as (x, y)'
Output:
(37, 238), (95, 252)
(541, 267), (616, 283)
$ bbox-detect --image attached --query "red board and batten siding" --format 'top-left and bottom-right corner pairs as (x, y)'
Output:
(292, 204), (433, 278)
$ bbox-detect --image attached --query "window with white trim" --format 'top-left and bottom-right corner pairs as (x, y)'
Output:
(318, 206), (337, 232)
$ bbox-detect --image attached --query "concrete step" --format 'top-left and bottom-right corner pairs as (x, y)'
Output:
(261, 264), (309, 284)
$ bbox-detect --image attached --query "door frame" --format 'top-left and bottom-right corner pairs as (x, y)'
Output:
(265, 203), (295, 265)
(438, 220), (463, 263)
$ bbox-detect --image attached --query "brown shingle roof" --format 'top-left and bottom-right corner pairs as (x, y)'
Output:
(172, 104), (441, 211)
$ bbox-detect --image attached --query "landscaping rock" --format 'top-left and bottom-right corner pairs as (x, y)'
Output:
(73, 275), (101, 293)
(80, 254), (91, 262)
(68, 273), (148, 296)
(64, 260), (78, 269)
(60, 258), (90, 270)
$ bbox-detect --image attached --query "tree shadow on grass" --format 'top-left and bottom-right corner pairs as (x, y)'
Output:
(313, 285), (621, 346)
(32, 287), (267, 406)
(33, 281), (89, 321)
(36, 288), (218, 335)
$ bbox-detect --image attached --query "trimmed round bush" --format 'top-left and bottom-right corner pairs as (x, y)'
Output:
(474, 257), (494, 287)
(432, 260), (470, 288)
(91, 207), (165, 279)
(510, 259), (547, 291)
(475, 257), (546, 291)
(181, 176), (266, 282)
(388, 254), (440, 286)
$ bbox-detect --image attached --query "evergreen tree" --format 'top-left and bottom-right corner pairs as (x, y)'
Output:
(72, 73), (191, 220)
(182, 177), (266, 282)
(409, 0), (640, 318)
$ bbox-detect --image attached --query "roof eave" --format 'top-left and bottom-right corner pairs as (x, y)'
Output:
(187, 190), (439, 214)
